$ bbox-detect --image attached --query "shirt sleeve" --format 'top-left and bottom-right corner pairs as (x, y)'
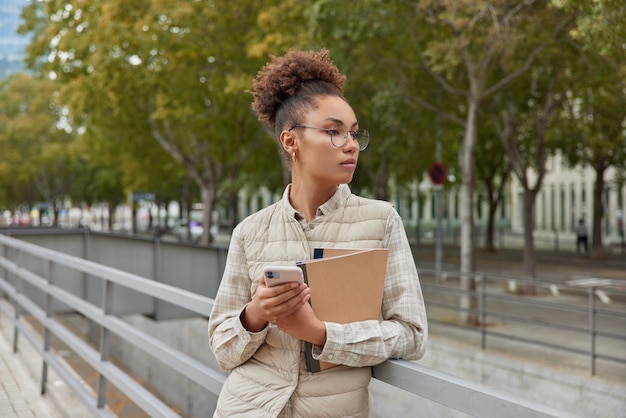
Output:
(312, 209), (428, 367)
(208, 226), (268, 371)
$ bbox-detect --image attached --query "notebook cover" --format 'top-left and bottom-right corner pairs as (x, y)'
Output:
(298, 248), (388, 372)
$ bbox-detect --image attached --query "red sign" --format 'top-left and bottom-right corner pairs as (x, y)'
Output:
(428, 162), (446, 185)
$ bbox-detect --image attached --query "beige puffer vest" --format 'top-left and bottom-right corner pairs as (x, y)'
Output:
(214, 191), (394, 418)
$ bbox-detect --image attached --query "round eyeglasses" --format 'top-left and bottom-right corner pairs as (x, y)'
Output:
(288, 125), (370, 151)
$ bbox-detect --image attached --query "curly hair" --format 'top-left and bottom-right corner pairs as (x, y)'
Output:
(250, 49), (347, 136)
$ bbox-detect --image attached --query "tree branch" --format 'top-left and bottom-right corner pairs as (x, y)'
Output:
(407, 96), (466, 127)
(482, 43), (545, 99)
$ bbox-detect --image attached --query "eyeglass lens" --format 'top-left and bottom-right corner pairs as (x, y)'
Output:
(331, 126), (370, 151)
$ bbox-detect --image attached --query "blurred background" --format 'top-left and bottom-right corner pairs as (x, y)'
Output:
(1, 0), (625, 267)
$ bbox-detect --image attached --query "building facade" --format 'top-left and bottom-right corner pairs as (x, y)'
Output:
(509, 153), (625, 247)
(0, 0), (30, 79)
(233, 155), (625, 251)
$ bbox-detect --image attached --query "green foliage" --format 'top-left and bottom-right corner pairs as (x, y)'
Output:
(0, 73), (85, 215)
(4, 0), (622, 231)
(18, 0), (283, 238)
(548, 0), (626, 172)
(556, 0), (626, 56)
(306, 0), (441, 197)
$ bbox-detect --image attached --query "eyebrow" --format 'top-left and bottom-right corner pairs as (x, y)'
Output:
(325, 118), (359, 129)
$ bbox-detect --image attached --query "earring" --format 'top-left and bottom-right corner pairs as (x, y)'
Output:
(292, 152), (297, 162)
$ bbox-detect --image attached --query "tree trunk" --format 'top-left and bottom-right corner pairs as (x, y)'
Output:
(52, 201), (59, 226)
(107, 202), (115, 230)
(522, 188), (537, 294)
(228, 191), (239, 232)
(200, 185), (216, 245)
(484, 200), (498, 253)
(459, 98), (478, 325)
(591, 166), (606, 259)
(373, 161), (389, 201)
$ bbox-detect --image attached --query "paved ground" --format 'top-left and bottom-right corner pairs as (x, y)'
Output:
(0, 311), (150, 418)
(1, 243), (624, 417)
(412, 243), (626, 381)
(0, 325), (63, 418)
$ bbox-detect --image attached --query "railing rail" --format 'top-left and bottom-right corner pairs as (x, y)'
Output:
(418, 267), (626, 376)
(0, 233), (577, 417)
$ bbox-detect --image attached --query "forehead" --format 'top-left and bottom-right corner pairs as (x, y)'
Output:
(306, 96), (357, 126)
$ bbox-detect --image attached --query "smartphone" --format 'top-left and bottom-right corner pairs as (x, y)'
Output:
(263, 266), (304, 287)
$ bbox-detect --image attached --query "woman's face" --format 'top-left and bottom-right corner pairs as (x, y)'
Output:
(292, 95), (360, 186)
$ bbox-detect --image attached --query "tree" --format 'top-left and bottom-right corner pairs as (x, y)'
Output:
(0, 73), (83, 224)
(556, 0), (626, 258)
(474, 119), (511, 253)
(285, 0), (575, 318)
(560, 60), (626, 258)
(491, 67), (565, 282)
(307, 0), (438, 200)
(20, 0), (276, 243)
(403, 1), (574, 319)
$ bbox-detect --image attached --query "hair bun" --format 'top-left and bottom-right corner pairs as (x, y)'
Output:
(251, 49), (346, 127)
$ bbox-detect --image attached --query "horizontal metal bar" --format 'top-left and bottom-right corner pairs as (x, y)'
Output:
(372, 360), (578, 418)
(1, 265), (226, 396)
(595, 330), (626, 341)
(423, 282), (595, 315)
(0, 298), (114, 418)
(52, 285), (226, 394)
(0, 236), (213, 316)
(485, 292), (626, 318)
(427, 317), (626, 367)
(591, 308), (626, 319)
(483, 311), (590, 335)
(419, 268), (626, 296)
(2, 283), (181, 418)
(595, 353), (626, 364)
(484, 329), (589, 357)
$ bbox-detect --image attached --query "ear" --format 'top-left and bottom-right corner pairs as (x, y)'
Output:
(280, 129), (298, 155)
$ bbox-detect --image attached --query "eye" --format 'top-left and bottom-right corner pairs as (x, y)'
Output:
(349, 130), (359, 139)
(327, 128), (341, 136)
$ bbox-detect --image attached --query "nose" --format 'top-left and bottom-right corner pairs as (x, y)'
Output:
(343, 132), (359, 151)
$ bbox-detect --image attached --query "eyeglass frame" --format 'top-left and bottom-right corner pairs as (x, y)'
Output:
(288, 125), (370, 151)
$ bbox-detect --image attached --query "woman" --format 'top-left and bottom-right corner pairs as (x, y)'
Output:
(208, 49), (427, 417)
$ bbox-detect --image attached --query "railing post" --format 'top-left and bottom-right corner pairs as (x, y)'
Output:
(479, 274), (487, 349)
(153, 236), (161, 283)
(0, 242), (5, 317)
(589, 286), (596, 376)
(81, 227), (90, 300)
(12, 250), (23, 353)
(41, 259), (54, 395)
(154, 237), (161, 318)
(97, 279), (114, 409)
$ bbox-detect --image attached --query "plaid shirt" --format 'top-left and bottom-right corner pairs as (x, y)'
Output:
(209, 184), (428, 371)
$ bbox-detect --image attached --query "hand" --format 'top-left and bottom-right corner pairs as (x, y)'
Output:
(241, 276), (310, 332)
(275, 303), (327, 346)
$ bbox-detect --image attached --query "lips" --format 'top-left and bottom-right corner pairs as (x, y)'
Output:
(341, 158), (357, 169)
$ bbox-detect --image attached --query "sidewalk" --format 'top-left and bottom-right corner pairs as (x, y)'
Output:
(0, 312), (127, 418)
(412, 242), (626, 281)
(414, 244), (626, 386)
(0, 324), (63, 418)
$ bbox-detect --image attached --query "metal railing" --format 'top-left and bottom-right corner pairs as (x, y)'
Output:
(419, 268), (626, 376)
(0, 233), (576, 417)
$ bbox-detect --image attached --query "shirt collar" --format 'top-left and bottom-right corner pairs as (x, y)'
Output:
(282, 184), (351, 220)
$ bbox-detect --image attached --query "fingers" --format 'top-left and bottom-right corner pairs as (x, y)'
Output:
(271, 284), (310, 318)
(274, 288), (311, 318)
(255, 282), (310, 322)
